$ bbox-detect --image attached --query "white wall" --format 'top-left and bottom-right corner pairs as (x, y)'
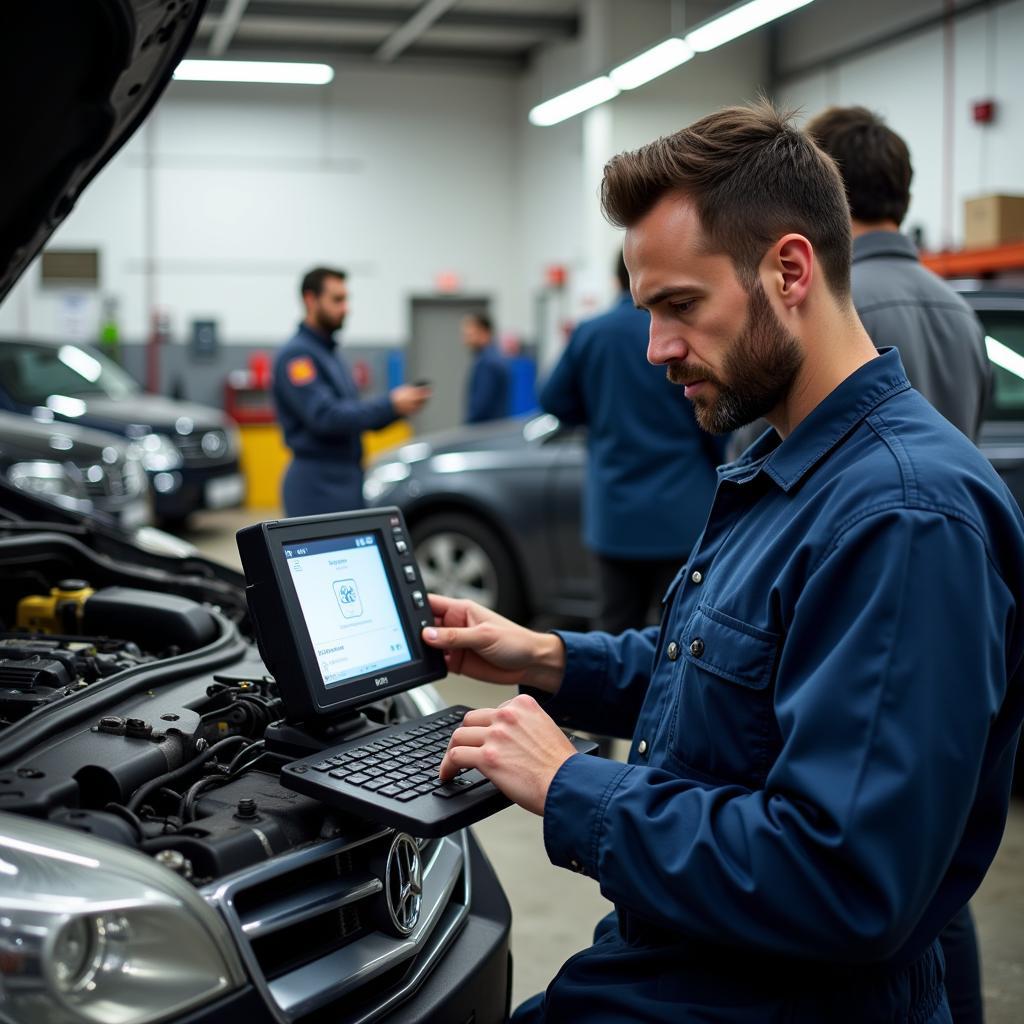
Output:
(777, 0), (1024, 250)
(0, 65), (520, 348)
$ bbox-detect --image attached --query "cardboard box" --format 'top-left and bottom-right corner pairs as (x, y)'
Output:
(963, 194), (1024, 249)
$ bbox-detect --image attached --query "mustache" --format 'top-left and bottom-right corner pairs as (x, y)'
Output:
(666, 362), (718, 387)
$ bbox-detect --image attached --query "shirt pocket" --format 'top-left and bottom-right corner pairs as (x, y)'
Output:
(666, 603), (780, 787)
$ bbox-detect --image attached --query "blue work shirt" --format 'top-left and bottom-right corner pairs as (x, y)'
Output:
(540, 293), (723, 559)
(530, 349), (1024, 1021)
(272, 323), (397, 515)
(465, 342), (510, 424)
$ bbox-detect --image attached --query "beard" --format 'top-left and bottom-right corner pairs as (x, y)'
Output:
(315, 307), (345, 335)
(667, 281), (803, 434)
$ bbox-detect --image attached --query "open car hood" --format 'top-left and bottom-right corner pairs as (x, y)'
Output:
(0, 1), (205, 303)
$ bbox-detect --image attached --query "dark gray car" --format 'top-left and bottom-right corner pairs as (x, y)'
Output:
(366, 287), (1024, 623)
(0, 409), (149, 529)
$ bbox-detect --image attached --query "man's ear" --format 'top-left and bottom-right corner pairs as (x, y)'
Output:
(764, 234), (813, 310)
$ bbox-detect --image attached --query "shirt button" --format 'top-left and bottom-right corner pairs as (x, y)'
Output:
(637, 739), (648, 756)
(569, 858), (581, 872)
(690, 638), (705, 658)
(691, 569), (703, 584)
(666, 641), (680, 661)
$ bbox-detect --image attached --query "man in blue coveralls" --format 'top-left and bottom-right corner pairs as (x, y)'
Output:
(422, 102), (1024, 1022)
(540, 250), (723, 633)
(273, 267), (431, 516)
(461, 312), (510, 424)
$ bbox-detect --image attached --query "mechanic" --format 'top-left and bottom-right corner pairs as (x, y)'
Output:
(461, 312), (510, 424)
(540, 249), (724, 633)
(423, 102), (1024, 1023)
(807, 104), (991, 1024)
(273, 267), (431, 516)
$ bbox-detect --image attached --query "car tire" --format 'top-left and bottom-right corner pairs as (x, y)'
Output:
(411, 513), (526, 621)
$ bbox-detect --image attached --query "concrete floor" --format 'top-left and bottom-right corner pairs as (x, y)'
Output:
(187, 508), (1024, 1020)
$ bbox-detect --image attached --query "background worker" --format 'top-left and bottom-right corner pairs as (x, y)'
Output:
(462, 312), (510, 424)
(273, 266), (431, 516)
(540, 252), (724, 633)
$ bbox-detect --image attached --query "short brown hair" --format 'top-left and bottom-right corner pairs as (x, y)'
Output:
(805, 106), (911, 226)
(301, 266), (347, 297)
(601, 100), (852, 298)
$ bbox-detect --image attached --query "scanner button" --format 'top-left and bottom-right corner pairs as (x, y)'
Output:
(412, 590), (426, 608)
(395, 539), (409, 554)
(403, 565), (417, 582)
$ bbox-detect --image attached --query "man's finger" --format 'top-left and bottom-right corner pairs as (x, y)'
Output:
(438, 743), (483, 781)
(422, 623), (492, 650)
(460, 707), (497, 728)
(446, 725), (489, 751)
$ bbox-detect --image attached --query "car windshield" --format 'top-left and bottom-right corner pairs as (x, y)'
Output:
(979, 310), (1024, 422)
(0, 341), (140, 406)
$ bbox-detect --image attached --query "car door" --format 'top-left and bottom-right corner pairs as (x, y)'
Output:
(969, 294), (1024, 509)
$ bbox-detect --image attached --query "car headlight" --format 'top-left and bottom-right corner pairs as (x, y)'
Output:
(224, 424), (240, 458)
(363, 461), (410, 503)
(132, 433), (183, 472)
(0, 814), (245, 1024)
(6, 461), (86, 501)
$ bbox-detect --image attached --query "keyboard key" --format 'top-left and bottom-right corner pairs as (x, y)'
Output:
(364, 778), (388, 791)
(395, 790), (420, 801)
(346, 773), (371, 786)
(433, 769), (489, 799)
(379, 785), (403, 798)
(312, 761), (333, 772)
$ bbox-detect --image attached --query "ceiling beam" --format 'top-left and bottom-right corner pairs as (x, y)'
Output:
(209, 0), (251, 55)
(375, 0), (460, 62)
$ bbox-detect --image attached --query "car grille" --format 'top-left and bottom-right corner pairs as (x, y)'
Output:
(206, 828), (469, 1024)
(173, 428), (230, 464)
(81, 459), (144, 499)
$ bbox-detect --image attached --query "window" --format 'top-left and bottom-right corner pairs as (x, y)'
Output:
(0, 343), (139, 407)
(980, 310), (1024, 422)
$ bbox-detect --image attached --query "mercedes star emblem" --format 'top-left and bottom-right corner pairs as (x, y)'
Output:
(385, 833), (423, 936)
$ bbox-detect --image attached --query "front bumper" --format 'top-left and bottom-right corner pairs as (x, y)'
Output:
(152, 460), (244, 520)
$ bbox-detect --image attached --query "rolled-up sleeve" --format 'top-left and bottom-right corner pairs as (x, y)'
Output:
(542, 509), (1015, 961)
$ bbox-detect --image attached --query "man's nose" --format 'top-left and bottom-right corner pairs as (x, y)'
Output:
(647, 321), (685, 367)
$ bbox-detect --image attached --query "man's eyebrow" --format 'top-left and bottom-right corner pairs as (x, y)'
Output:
(635, 286), (699, 310)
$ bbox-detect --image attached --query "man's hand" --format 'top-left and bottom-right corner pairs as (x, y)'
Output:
(390, 384), (432, 417)
(439, 695), (576, 816)
(422, 594), (565, 693)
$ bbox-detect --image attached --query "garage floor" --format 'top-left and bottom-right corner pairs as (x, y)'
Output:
(187, 509), (1024, 1021)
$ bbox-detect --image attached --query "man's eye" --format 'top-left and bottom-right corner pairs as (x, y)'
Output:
(671, 300), (695, 314)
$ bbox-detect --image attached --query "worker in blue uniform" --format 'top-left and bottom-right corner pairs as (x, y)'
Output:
(461, 312), (510, 424)
(540, 251), (724, 633)
(422, 102), (1024, 1023)
(273, 267), (431, 516)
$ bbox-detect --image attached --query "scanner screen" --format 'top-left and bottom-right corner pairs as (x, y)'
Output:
(283, 532), (412, 688)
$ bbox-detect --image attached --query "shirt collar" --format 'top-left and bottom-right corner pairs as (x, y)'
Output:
(297, 321), (337, 349)
(723, 348), (912, 493)
(852, 230), (920, 264)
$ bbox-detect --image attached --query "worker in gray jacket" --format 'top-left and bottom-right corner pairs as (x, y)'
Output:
(808, 105), (990, 441)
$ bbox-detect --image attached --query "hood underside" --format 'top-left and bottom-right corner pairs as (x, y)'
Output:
(0, 1), (205, 303)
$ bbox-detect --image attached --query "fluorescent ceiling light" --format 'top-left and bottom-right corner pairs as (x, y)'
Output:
(685, 0), (815, 53)
(173, 59), (334, 85)
(609, 38), (695, 90)
(528, 76), (620, 127)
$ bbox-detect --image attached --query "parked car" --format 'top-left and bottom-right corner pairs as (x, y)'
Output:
(0, 3), (511, 1023)
(0, 409), (149, 530)
(365, 286), (1024, 623)
(0, 336), (244, 526)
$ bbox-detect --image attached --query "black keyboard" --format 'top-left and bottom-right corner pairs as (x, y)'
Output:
(280, 704), (597, 837)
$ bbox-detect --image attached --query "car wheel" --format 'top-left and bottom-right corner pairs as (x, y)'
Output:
(411, 513), (526, 621)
